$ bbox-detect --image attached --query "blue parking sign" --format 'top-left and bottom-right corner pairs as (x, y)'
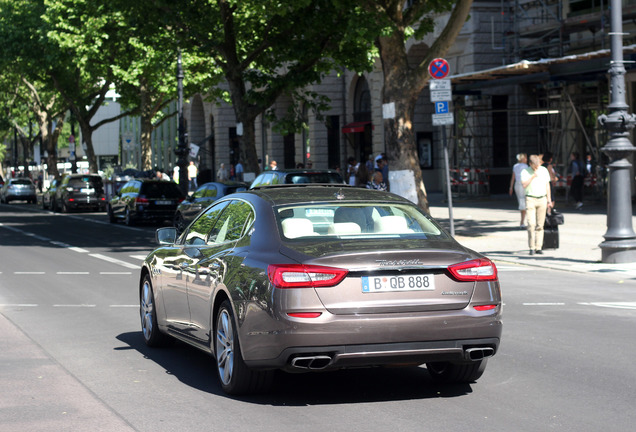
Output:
(435, 101), (449, 114)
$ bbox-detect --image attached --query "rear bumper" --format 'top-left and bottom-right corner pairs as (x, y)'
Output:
(245, 337), (500, 371)
(239, 306), (502, 369)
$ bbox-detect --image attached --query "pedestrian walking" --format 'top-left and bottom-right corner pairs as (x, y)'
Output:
(346, 156), (358, 186)
(509, 153), (528, 227)
(187, 161), (198, 191)
(235, 160), (244, 181)
(541, 152), (559, 208)
(569, 152), (584, 209)
(521, 154), (553, 255)
(217, 163), (228, 181)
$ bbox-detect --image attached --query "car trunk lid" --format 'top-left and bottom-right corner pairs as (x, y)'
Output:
(279, 241), (477, 314)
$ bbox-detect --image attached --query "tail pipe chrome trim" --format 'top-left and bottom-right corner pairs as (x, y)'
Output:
(465, 347), (495, 361)
(290, 355), (332, 370)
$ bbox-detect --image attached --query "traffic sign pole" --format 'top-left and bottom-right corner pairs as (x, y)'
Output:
(428, 58), (454, 235)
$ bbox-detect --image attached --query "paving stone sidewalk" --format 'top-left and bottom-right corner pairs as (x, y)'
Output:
(428, 193), (636, 281)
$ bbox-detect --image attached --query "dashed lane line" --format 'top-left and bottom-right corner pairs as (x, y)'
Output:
(88, 254), (139, 269)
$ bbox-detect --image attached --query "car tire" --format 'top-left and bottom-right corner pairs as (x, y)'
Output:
(174, 212), (186, 233)
(214, 300), (273, 395)
(107, 205), (116, 223)
(426, 359), (488, 384)
(124, 209), (134, 226)
(140, 274), (170, 347)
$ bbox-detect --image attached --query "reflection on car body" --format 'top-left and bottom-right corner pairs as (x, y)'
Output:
(139, 185), (502, 395)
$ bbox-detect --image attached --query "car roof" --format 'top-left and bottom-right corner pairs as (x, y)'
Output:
(241, 184), (411, 207)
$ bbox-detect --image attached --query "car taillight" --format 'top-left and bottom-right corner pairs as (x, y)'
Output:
(447, 258), (498, 282)
(268, 264), (348, 289)
(136, 196), (149, 204)
(473, 305), (497, 311)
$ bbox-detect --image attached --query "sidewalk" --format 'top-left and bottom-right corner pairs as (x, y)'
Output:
(428, 193), (636, 279)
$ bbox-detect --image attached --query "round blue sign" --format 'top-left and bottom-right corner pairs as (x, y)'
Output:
(428, 58), (450, 79)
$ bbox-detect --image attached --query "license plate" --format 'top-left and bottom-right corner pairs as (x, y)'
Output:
(80, 188), (94, 193)
(155, 200), (172, 205)
(362, 275), (435, 292)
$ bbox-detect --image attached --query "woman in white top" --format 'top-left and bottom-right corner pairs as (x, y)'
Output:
(509, 153), (528, 227)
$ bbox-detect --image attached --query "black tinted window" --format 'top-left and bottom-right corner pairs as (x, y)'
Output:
(285, 173), (343, 184)
(11, 179), (33, 185)
(141, 182), (183, 198)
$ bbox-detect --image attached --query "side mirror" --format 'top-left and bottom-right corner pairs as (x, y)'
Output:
(156, 227), (177, 245)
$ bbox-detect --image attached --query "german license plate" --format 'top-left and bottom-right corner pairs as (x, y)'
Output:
(80, 188), (94, 193)
(155, 200), (172, 205)
(362, 275), (435, 292)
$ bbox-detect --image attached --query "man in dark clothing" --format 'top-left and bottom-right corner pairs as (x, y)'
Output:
(569, 152), (584, 209)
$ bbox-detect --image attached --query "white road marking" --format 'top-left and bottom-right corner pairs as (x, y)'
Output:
(130, 255), (148, 261)
(100, 272), (133, 275)
(88, 253), (139, 269)
(495, 265), (533, 271)
(14, 272), (46, 275)
(578, 302), (636, 310)
(53, 304), (96, 308)
(50, 241), (89, 253)
(56, 272), (90, 275)
(0, 304), (38, 307)
(522, 303), (566, 306)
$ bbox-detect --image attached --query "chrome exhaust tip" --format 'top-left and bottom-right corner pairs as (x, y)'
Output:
(290, 355), (332, 370)
(465, 347), (495, 361)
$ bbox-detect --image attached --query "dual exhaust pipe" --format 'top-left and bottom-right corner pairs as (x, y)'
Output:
(290, 355), (332, 370)
(290, 348), (494, 369)
(465, 347), (495, 361)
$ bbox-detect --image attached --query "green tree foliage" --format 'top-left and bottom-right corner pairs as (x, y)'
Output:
(0, 0), (68, 176)
(148, 0), (381, 173)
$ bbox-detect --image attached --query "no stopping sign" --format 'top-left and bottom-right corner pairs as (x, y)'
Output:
(428, 58), (450, 79)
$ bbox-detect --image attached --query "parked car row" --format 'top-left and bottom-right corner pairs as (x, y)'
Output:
(6, 169), (345, 230)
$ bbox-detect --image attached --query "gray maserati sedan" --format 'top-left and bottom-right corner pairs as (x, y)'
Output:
(139, 185), (502, 395)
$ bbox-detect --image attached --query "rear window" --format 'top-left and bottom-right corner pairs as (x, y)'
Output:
(141, 182), (183, 198)
(276, 203), (448, 240)
(285, 172), (343, 184)
(11, 179), (33, 185)
(226, 186), (247, 194)
(68, 176), (103, 188)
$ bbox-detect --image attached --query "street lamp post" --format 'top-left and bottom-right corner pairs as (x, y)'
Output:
(597, 0), (636, 263)
(175, 49), (189, 195)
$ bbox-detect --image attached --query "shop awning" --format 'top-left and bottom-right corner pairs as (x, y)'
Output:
(342, 121), (373, 134)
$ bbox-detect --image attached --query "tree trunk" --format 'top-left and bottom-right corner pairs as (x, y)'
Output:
(140, 78), (153, 170)
(76, 115), (98, 173)
(377, 31), (430, 212)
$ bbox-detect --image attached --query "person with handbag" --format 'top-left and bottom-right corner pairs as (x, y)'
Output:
(521, 154), (553, 255)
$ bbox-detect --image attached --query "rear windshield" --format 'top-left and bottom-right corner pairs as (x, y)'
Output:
(68, 176), (103, 188)
(141, 182), (183, 198)
(226, 186), (247, 194)
(11, 179), (33, 185)
(276, 203), (449, 241)
(284, 172), (343, 184)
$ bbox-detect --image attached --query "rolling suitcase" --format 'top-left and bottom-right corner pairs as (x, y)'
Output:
(542, 226), (559, 249)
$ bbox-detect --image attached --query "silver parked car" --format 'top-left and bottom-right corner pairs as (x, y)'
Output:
(139, 185), (502, 395)
(0, 178), (37, 204)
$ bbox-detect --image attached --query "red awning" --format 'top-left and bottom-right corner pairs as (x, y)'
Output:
(342, 121), (373, 134)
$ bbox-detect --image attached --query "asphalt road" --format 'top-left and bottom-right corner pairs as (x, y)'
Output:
(1, 202), (635, 432)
